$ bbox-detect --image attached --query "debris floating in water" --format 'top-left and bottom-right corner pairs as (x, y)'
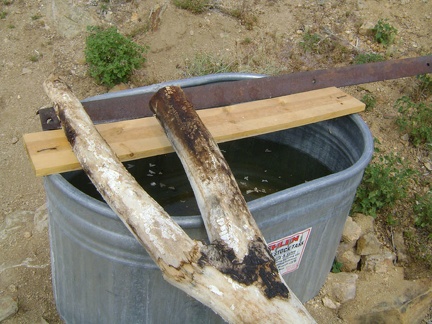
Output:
(246, 187), (267, 195)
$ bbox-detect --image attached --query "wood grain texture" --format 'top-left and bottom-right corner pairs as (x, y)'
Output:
(24, 87), (364, 176)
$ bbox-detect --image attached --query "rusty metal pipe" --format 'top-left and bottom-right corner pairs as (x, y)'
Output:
(39, 55), (432, 130)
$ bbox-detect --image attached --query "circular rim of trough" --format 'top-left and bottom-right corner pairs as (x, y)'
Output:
(46, 73), (374, 229)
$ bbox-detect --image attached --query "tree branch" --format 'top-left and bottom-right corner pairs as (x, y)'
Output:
(43, 75), (315, 323)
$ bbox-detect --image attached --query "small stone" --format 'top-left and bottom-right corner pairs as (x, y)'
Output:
(352, 213), (375, 235)
(11, 137), (19, 144)
(357, 232), (382, 256)
(323, 272), (358, 303)
(358, 21), (375, 36)
(393, 231), (408, 263)
(424, 162), (432, 171)
(108, 83), (129, 93)
(361, 249), (396, 272)
(322, 296), (340, 309)
(148, 4), (166, 31)
(0, 295), (18, 322)
(7, 284), (17, 292)
(383, 113), (397, 119)
(342, 217), (362, 244)
(130, 12), (139, 22)
(400, 133), (409, 141)
(21, 67), (32, 75)
(337, 248), (361, 272)
(23, 231), (32, 238)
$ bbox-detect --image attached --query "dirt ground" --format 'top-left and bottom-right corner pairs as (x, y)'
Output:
(0, 0), (431, 323)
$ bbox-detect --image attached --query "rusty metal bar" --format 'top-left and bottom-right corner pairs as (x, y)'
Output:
(39, 55), (432, 130)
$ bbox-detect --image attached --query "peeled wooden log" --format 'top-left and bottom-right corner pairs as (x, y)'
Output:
(149, 86), (261, 260)
(43, 75), (315, 323)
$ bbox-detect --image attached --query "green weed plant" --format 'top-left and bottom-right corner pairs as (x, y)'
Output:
(354, 53), (385, 64)
(372, 19), (397, 46)
(414, 192), (432, 237)
(331, 260), (343, 273)
(173, 0), (209, 13)
(85, 26), (148, 87)
(361, 93), (377, 111)
(353, 151), (416, 217)
(300, 31), (322, 53)
(413, 74), (432, 101)
(395, 96), (432, 148)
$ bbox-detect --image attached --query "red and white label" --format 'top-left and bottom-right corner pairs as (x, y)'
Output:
(268, 227), (312, 275)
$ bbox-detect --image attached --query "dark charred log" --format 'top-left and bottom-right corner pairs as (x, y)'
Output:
(58, 107), (77, 146)
(200, 238), (289, 299)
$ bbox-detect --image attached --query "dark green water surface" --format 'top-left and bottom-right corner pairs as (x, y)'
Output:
(68, 137), (332, 216)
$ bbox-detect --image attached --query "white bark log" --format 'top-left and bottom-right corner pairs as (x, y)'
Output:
(43, 75), (316, 323)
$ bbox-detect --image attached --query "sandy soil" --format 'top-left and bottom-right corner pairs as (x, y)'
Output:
(0, 0), (431, 323)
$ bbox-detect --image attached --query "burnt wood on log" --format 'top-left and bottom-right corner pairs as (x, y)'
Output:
(43, 75), (315, 323)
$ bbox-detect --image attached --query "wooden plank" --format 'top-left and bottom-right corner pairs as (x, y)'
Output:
(23, 87), (364, 176)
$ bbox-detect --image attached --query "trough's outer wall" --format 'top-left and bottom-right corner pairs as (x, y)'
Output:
(44, 74), (374, 324)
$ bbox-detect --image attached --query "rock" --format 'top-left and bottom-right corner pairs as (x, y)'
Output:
(337, 241), (354, 256)
(357, 232), (382, 255)
(46, 1), (99, 38)
(351, 213), (374, 235)
(358, 21), (375, 36)
(23, 231), (32, 238)
(148, 4), (167, 32)
(108, 83), (129, 93)
(336, 248), (361, 272)
(0, 295), (18, 322)
(131, 12), (139, 22)
(339, 268), (432, 324)
(342, 216), (362, 244)
(322, 272), (358, 304)
(40, 317), (50, 324)
(361, 249), (396, 273)
(322, 296), (340, 309)
(21, 67), (32, 75)
(400, 133), (410, 141)
(7, 285), (17, 293)
(393, 231), (408, 263)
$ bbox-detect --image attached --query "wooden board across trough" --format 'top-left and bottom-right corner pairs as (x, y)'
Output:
(24, 87), (364, 177)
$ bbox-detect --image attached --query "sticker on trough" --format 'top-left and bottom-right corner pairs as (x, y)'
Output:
(268, 228), (312, 275)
